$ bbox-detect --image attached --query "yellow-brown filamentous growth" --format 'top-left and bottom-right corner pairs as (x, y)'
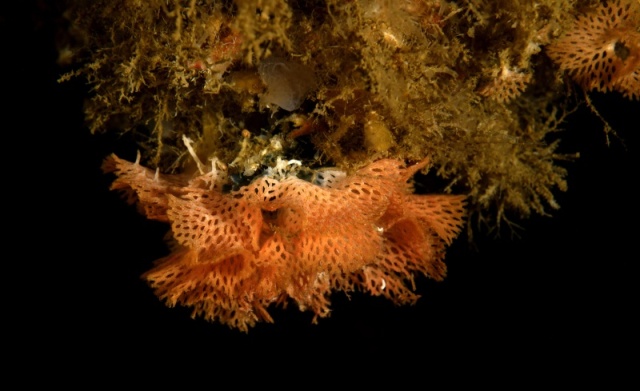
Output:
(60, 0), (584, 233)
(103, 154), (465, 331)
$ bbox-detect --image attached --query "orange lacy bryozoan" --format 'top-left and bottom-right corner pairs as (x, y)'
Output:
(104, 155), (466, 331)
(546, 0), (640, 99)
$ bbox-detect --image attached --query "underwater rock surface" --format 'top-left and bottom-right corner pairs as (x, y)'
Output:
(258, 57), (317, 111)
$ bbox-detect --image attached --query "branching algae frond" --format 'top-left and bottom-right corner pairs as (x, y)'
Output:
(59, 0), (639, 329)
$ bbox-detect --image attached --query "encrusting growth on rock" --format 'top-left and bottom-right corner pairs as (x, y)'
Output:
(477, 63), (533, 103)
(59, 0), (592, 233)
(103, 154), (466, 331)
(546, 0), (640, 99)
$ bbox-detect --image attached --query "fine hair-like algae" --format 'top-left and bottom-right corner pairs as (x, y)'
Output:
(58, 0), (639, 236)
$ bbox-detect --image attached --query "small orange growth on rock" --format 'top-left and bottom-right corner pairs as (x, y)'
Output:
(478, 65), (533, 103)
(546, 0), (640, 99)
(103, 155), (466, 331)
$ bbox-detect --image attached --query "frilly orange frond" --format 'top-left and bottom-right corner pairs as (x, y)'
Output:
(546, 0), (640, 99)
(104, 154), (466, 331)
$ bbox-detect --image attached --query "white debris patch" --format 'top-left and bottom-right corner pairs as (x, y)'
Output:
(265, 157), (303, 180)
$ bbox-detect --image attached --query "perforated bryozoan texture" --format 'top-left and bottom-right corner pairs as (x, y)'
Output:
(104, 154), (466, 331)
(477, 67), (533, 103)
(546, 0), (640, 99)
